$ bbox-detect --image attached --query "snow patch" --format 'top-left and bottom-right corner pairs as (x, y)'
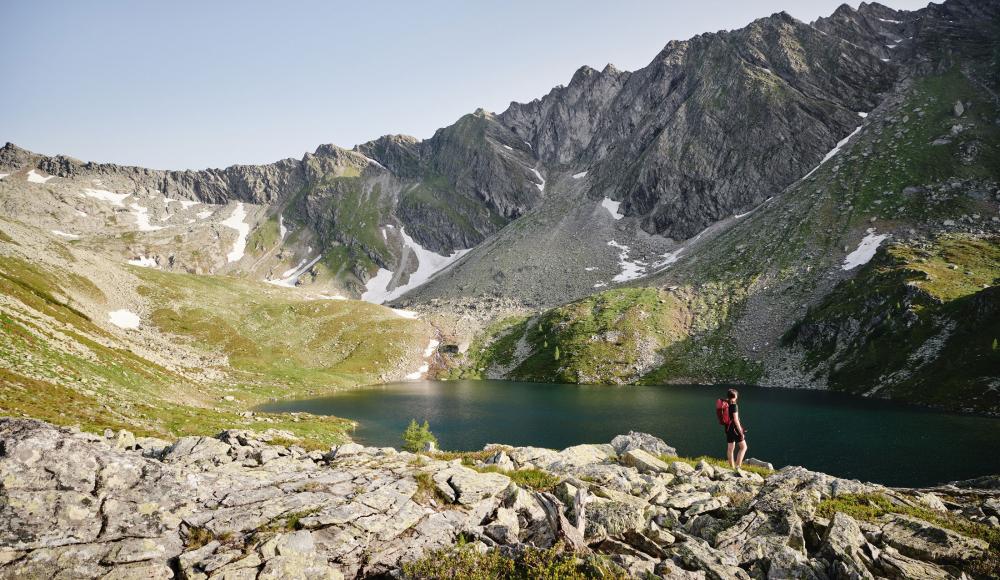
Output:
(857, 111), (869, 118)
(127, 256), (157, 268)
(27, 169), (56, 183)
(170, 199), (199, 209)
(269, 254), (322, 287)
(362, 228), (471, 304)
(601, 198), (625, 220)
(608, 240), (646, 282)
(197, 210), (213, 219)
(802, 125), (863, 180)
(82, 188), (129, 207)
(0, 173), (8, 180)
(51, 230), (79, 239)
(279, 214), (287, 239)
(735, 197), (772, 219)
(405, 364), (429, 380)
(392, 308), (420, 319)
(356, 152), (384, 169)
(584, 267), (598, 272)
(362, 268), (395, 303)
(572, 171), (588, 179)
(502, 145), (513, 151)
(530, 167), (545, 192)
(878, 17), (903, 23)
(108, 309), (140, 329)
(220, 202), (250, 263)
(130, 203), (163, 232)
(423, 339), (439, 358)
(842, 229), (888, 270)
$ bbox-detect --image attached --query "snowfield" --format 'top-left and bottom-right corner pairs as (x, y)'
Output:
(601, 198), (625, 220)
(26, 169), (56, 183)
(608, 240), (647, 282)
(268, 254), (322, 287)
(361, 268), (395, 303)
(81, 188), (129, 207)
(802, 125), (864, 180)
(108, 310), (141, 329)
(220, 202), (250, 263)
(127, 256), (157, 268)
(130, 203), (163, 232)
(362, 228), (470, 304)
(530, 167), (545, 192)
(842, 229), (888, 270)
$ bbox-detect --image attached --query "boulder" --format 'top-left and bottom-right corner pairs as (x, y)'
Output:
(880, 514), (988, 563)
(915, 493), (947, 512)
(672, 536), (751, 580)
(610, 431), (677, 457)
(484, 450), (515, 472)
(432, 466), (511, 505)
(161, 436), (232, 467)
(620, 449), (670, 474)
(820, 512), (876, 580)
(669, 461), (696, 476)
(878, 546), (952, 579)
(685, 496), (729, 518)
(484, 507), (520, 545)
(657, 491), (712, 510)
(546, 444), (617, 471)
(586, 500), (647, 538)
(744, 458), (773, 471)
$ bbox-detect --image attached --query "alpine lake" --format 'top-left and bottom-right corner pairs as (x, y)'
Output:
(260, 380), (1000, 487)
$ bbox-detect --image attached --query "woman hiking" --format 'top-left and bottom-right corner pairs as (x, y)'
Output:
(719, 388), (748, 471)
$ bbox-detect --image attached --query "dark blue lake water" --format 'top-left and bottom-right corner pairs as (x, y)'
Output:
(260, 380), (1000, 487)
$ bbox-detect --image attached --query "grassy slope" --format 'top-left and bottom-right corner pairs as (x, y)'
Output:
(457, 68), (999, 408)
(0, 235), (430, 447)
(783, 234), (1000, 410)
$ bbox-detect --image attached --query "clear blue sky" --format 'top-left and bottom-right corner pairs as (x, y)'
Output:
(0, 0), (927, 169)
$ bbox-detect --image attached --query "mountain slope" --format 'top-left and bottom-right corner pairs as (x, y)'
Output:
(0, 217), (434, 445)
(445, 0), (1000, 413)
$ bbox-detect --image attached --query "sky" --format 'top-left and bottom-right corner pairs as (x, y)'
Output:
(0, 0), (928, 170)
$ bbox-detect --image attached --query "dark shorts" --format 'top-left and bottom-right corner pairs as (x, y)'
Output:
(726, 425), (744, 443)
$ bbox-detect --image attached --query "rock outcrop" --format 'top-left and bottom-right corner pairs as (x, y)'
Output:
(1, 419), (995, 579)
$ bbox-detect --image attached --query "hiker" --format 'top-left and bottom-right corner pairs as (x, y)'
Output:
(716, 388), (748, 470)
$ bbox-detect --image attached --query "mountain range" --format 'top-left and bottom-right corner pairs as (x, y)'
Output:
(0, 0), (997, 427)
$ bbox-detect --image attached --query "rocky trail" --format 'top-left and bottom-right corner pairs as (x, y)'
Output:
(2, 419), (996, 579)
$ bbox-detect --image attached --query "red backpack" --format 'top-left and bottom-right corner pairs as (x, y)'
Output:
(716, 399), (731, 427)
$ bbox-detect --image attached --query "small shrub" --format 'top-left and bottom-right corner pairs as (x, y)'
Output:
(184, 526), (214, 549)
(402, 419), (438, 453)
(470, 465), (562, 492)
(401, 543), (624, 579)
(413, 471), (452, 505)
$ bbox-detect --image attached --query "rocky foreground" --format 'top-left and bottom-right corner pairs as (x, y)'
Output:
(1, 419), (997, 579)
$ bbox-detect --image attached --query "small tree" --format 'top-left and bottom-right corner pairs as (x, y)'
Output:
(402, 419), (438, 452)
(554, 346), (560, 361)
(993, 338), (998, 351)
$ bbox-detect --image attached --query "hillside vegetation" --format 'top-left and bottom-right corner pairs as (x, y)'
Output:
(0, 219), (431, 446)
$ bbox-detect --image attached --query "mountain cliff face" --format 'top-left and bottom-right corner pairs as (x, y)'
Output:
(438, 0), (1000, 413)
